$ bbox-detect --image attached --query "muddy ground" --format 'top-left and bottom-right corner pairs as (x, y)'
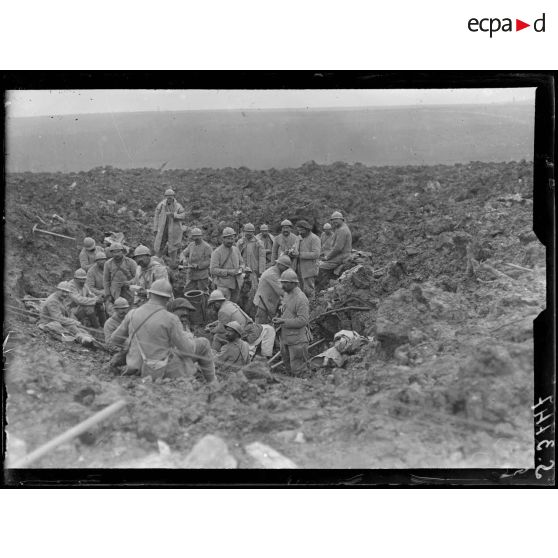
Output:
(4, 160), (545, 468)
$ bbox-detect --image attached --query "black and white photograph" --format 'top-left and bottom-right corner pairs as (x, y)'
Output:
(2, 78), (553, 480)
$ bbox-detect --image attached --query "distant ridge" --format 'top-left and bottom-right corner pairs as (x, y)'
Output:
(6, 103), (534, 172)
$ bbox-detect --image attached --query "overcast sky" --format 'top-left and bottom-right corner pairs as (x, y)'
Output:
(6, 88), (535, 118)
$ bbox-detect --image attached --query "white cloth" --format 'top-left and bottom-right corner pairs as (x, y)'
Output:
(249, 323), (276, 358)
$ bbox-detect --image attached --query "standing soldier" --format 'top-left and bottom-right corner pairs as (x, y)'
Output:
(252, 254), (291, 324)
(255, 224), (275, 269)
(132, 244), (169, 304)
(210, 227), (245, 303)
(79, 237), (105, 272)
(103, 242), (137, 311)
(271, 219), (300, 269)
(86, 251), (107, 322)
(237, 223), (266, 284)
(272, 269), (310, 377)
(317, 210), (353, 289)
(295, 220), (321, 300)
(153, 188), (186, 268)
(320, 223), (335, 258)
(180, 227), (213, 292)
(68, 268), (103, 328)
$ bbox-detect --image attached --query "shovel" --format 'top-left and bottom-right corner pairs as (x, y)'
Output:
(32, 224), (75, 241)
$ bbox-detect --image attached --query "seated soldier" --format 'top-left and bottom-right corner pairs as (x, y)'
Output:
(206, 289), (271, 355)
(68, 268), (103, 328)
(104, 297), (131, 372)
(215, 321), (250, 375)
(166, 298), (217, 383)
(39, 282), (94, 346)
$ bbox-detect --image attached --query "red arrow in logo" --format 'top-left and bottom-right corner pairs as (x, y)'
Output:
(516, 19), (530, 31)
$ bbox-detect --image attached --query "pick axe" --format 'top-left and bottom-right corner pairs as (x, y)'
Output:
(32, 224), (75, 241)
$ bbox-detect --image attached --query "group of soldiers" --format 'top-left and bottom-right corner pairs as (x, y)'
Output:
(39, 188), (353, 381)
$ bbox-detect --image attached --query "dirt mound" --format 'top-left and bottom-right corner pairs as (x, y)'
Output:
(4, 160), (544, 469)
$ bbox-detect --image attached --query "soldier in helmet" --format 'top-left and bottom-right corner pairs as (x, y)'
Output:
(214, 321), (251, 375)
(110, 279), (201, 379)
(85, 250), (108, 322)
(295, 220), (321, 300)
(79, 237), (105, 272)
(317, 210), (353, 289)
(132, 244), (169, 305)
(252, 254), (291, 324)
(271, 219), (300, 268)
(206, 289), (275, 357)
(180, 227), (213, 292)
(209, 227), (245, 303)
(153, 187), (186, 268)
(103, 242), (137, 311)
(255, 224), (275, 269)
(68, 268), (103, 328)
(104, 297), (131, 371)
(166, 297), (217, 383)
(38, 282), (90, 342)
(320, 223), (334, 258)
(272, 269), (310, 376)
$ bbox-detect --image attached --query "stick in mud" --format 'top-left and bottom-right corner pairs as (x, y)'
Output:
(10, 399), (128, 468)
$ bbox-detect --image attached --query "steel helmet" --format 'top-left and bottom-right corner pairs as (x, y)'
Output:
(279, 269), (299, 283)
(113, 297), (130, 309)
(222, 227), (236, 237)
(147, 279), (173, 298)
(56, 281), (72, 293)
(164, 188), (175, 196)
(276, 254), (292, 267)
(94, 251), (107, 261)
(330, 211), (344, 220)
(323, 223), (332, 230)
(280, 219), (293, 227)
(225, 321), (243, 336)
(208, 289), (226, 304)
(110, 242), (124, 251)
(167, 297), (195, 312)
(83, 237), (95, 249)
(74, 269), (87, 279)
(190, 227), (203, 237)
(133, 245), (151, 257)
(244, 223), (255, 232)
(259, 224), (269, 232)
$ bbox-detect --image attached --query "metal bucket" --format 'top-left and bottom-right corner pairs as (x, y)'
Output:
(185, 290), (206, 325)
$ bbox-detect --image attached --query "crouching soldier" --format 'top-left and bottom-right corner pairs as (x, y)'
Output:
(252, 254), (291, 324)
(272, 269), (310, 376)
(110, 279), (200, 379)
(104, 297), (131, 372)
(68, 268), (103, 328)
(206, 289), (275, 358)
(215, 321), (250, 375)
(39, 282), (94, 346)
(166, 297), (217, 383)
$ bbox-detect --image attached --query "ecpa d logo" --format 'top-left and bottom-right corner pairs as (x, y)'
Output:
(468, 13), (546, 37)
